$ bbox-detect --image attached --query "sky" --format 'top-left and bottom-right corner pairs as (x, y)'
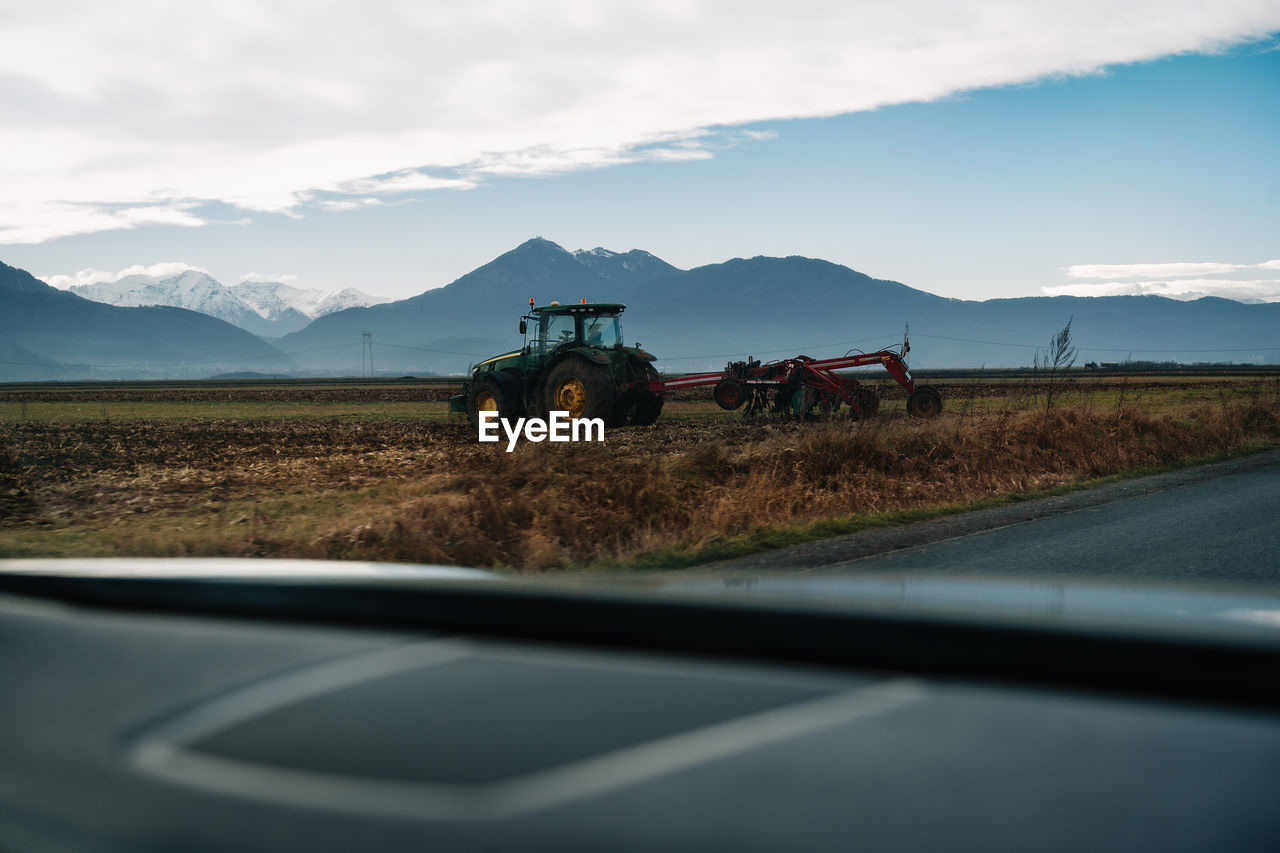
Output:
(2, 1), (1278, 302)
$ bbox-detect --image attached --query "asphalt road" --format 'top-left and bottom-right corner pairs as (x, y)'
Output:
(704, 449), (1280, 587)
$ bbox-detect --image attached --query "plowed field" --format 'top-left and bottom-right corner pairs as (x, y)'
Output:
(2, 377), (1277, 569)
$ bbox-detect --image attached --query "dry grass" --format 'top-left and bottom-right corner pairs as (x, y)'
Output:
(1, 379), (1277, 569)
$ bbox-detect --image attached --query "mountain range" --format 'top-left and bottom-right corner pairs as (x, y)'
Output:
(277, 238), (1280, 374)
(0, 261), (292, 380)
(70, 272), (390, 337)
(6, 239), (1278, 379)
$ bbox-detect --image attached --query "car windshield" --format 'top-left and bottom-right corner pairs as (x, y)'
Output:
(0, 10), (1276, 644)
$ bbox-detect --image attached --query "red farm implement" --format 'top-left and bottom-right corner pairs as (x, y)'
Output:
(652, 339), (942, 420)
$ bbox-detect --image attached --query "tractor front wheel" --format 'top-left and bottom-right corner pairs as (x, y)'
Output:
(543, 359), (617, 421)
(467, 375), (521, 428)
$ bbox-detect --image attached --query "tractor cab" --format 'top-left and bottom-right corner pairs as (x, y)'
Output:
(523, 302), (627, 359)
(453, 300), (661, 428)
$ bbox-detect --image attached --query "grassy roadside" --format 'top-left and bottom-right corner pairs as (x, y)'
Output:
(618, 441), (1280, 570)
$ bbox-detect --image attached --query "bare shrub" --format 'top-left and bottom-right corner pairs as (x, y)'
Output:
(0, 442), (38, 521)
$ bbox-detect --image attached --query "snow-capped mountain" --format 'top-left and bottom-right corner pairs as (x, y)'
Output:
(571, 247), (678, 283)
(232, 281), (392, 323)
(72, 271), (271, 332)
(3, 260), (292, 381)
(69, 271), (390, 337)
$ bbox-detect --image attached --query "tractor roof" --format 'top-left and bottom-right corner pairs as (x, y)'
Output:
(532, 302), (626, 316)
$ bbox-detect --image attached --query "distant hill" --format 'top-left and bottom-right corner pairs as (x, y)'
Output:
(69, 271), (390, 337)
(279, 237), (612, 373)
(0, 342), (59, 381)
(0, 260), (294, 380)
(278, 238), (1280, 374)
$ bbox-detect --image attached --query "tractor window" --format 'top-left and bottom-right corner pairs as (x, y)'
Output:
(584, 315), (622, 348)
(539, 313), (578, 353)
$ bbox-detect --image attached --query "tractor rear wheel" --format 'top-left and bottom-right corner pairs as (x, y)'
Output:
(544, 359), (616, 421)
(607, 394), (632, 428)
(906, 385), (943, 418)
(630, 365), (664, 425)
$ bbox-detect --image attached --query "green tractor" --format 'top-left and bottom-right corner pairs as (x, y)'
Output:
(450, 301), (664, 427)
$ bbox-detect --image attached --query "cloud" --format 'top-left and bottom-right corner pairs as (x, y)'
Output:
(339, 172), (478, 195)
(0, 201), (206, 245)
(238, 273), (300, 284)
(1051, 258), (1280, 302)
(465, 139), (715, 177)
(1043, 278), (1280, 303)
(3, 1), (1279, 243)
(312, 198), (386, 213)
(41, 262), (211, 290)
(1064, 262), (1246, 279)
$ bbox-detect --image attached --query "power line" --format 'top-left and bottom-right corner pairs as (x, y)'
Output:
(0, 340), (361, 371)
(276, 342), (362, 356)
(911, 332), (1280, 354)
(373, 341), (492, 357)
(6, 330), (1278, 375)
(656, 336), (905, 361)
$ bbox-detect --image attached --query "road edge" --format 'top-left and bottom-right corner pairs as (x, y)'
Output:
(692, 447), (1280, 573)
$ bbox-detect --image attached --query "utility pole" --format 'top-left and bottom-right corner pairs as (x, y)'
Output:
(361, 331), (375, 377)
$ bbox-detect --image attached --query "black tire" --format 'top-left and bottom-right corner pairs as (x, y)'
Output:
(466, 375), (521, 428)
(630, 365), (664, 425)
(906, 385), (943, 418)
(772, 387), (792, 413)
(713, 378), (746, 410)
(543, 359), (617, 421)
(608, 393), (634, 429)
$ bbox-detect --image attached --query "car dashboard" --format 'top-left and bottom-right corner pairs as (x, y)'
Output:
(1, 560), (1279, 852)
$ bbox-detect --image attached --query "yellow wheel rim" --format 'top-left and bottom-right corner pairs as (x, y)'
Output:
(475, 390), (499, 413)
(553, 377), (587, 418)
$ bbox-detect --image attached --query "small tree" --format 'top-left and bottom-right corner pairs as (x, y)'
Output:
(1038, 317), (1077, 433)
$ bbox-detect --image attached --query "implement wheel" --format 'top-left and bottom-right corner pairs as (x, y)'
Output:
(906, 385), (943, 418)
(544, 359), (616, 421)
(714, 378), (746, 410)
